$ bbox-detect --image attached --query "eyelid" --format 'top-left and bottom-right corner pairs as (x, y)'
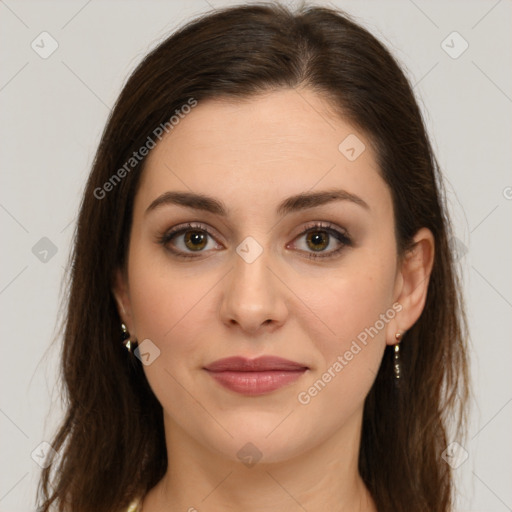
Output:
(157, 220), (352, 259)
(157, 222), (222, 253)
(293, 220), (350, 240)
(287, 221), (352, 260)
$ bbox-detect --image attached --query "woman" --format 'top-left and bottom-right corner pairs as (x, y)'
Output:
(37, 2), (469, 511)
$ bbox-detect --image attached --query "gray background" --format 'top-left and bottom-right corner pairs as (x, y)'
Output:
(0, 0), (511, 510)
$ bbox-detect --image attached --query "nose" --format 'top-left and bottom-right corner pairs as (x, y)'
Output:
(219, 242), (288, 335)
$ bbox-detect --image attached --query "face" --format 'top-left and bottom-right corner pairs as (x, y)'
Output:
(114, 88), (413, 465)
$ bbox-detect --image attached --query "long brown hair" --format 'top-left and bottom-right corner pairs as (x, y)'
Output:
(37, 2), (470, 511)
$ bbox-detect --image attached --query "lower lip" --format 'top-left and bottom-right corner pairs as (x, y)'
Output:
(205, 369), (307, 395)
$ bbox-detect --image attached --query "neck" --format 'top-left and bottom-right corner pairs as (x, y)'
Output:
(141, 409), (377, 512)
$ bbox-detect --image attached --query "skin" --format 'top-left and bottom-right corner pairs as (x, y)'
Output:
(113, 87), (434, 512)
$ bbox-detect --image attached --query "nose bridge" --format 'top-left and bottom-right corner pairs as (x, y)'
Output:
(220, 234), (287, 331)
(231, 237), (271, 290)
(231, 234), (274, 302)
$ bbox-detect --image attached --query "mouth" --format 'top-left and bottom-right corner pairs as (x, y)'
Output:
(203, 356), (309, 396)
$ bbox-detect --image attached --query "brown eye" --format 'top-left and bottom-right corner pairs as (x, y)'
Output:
(183, 230), (208, 251)
(158, 223), (221, 259)
(305, 230), (330, 252)
(291, 222), (352, 260)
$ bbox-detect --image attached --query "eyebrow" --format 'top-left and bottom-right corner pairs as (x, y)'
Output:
(145, 188), (370, 217)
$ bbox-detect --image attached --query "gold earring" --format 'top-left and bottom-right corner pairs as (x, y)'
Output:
(121, 323), (137, 353)
(393, 332), (402, 387)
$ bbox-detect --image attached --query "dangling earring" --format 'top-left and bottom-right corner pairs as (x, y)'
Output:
(121, 323), (138, 353)
(393, 332), (402, 387)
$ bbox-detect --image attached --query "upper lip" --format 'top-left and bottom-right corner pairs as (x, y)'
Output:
(204, 356), (308, 372)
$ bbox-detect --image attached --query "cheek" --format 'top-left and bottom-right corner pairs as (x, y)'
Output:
(127, 241), (227, 378)
(308, 259), (395, 352)
(126, 254), (218, 416)
(128, 260), (208, 349)
(297, 254), (396, 406)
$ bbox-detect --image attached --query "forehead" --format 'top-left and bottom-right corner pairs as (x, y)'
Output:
(137, 88), (390, 219)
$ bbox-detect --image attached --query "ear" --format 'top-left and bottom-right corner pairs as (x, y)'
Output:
(112, 267), (135, 336)
(386, 227), (435, 346)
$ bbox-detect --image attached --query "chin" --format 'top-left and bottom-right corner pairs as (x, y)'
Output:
(201, 417), (316, 466)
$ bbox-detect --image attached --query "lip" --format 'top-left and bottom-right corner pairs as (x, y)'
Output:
(204, 356), (309, 396)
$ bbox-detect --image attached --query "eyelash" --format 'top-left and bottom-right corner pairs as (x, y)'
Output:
(157, 221), (352, 261)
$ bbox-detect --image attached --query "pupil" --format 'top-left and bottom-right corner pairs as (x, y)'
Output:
(186, 231), (206, 250)
(308, 231), (328, 251)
